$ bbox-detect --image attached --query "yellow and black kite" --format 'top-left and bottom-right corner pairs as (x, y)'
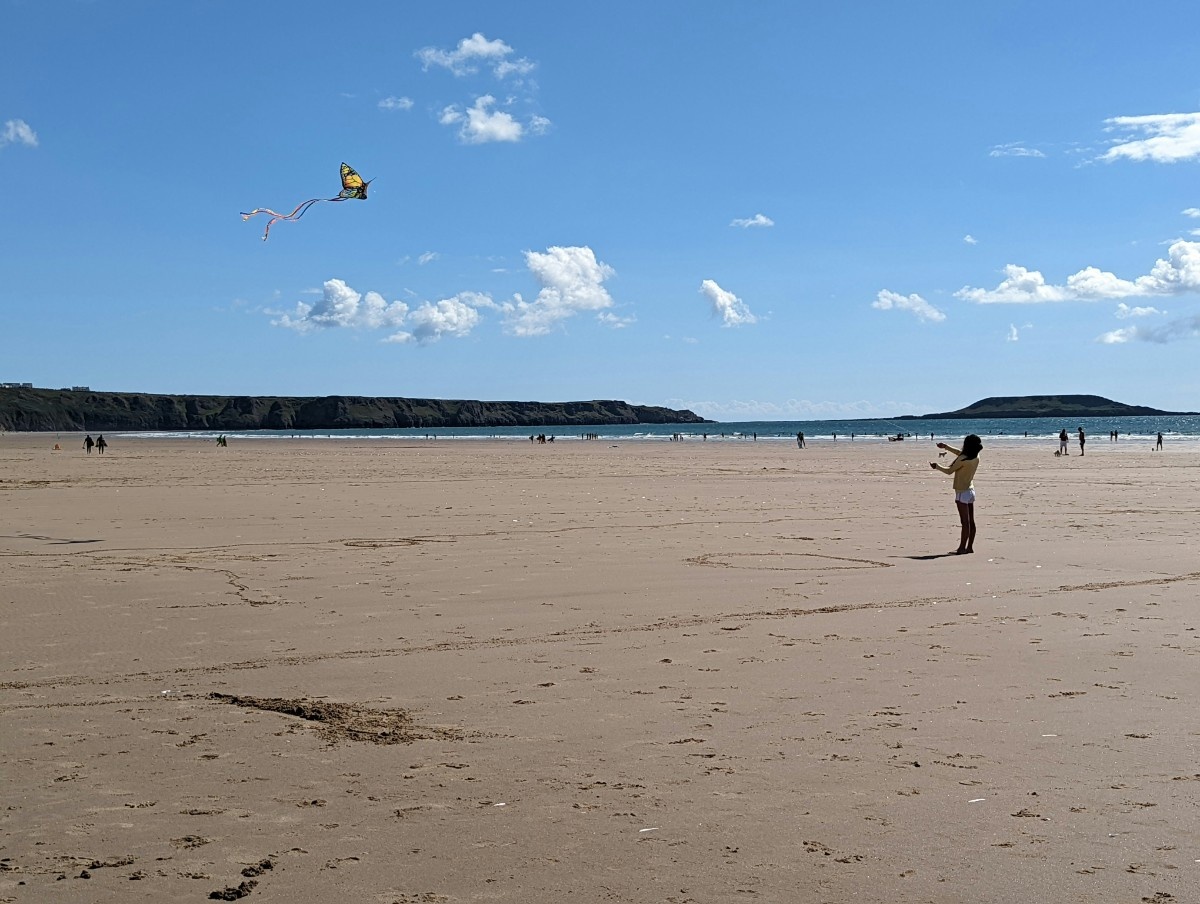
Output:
(241, 162), (372, 241)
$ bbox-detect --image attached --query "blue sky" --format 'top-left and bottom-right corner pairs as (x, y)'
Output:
(3, 1), (1199, 420)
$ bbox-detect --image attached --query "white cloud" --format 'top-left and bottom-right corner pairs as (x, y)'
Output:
(1182, 208), (1200, 218)
(417, 251), (439, 265)
(416, 33), (533, 79)
(1096, 327), (1133, 344)
(955, 265), (1072, 303)
(419, 34), (547, 144)
(272, 248), (622, 343)
(597, 311), (636, 329)
(1101, 112), (1200, 163)
(958, 241), (1200, 303)
(1098, 313), (1200, 344)
(273, 279), (409, 333)
(440, 95), (525, 143)
(273, 280), (486, 345)
(388, 294), (485, 344)
(1115, 302), (1163, 319)
(989, 142), (1045, 158)
(1006, 321), (1035, 343)
(378, 96), (414, 111)
(500, 246), (617, 336)
(872, 289), (946, 323)
(1, 119), (38, 149)
(730, 213), (774, 228)
(495, 58), (536, 79)
(700, 279), (757, 327)
(963, 234), (978, 245)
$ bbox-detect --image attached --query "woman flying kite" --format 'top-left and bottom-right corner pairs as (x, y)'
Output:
(241, 162), (372, 240)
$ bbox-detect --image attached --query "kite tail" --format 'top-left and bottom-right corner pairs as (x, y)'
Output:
(240, 196), (343, 241)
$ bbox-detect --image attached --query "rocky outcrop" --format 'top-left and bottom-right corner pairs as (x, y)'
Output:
(0, 388), (710, 432)
(899, 394), (1194, 419)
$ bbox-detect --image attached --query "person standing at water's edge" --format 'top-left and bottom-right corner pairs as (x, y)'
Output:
(930, 434), (982, 555)
(1078, 427), (1086, 456)
(1058, 429), (1069, 456)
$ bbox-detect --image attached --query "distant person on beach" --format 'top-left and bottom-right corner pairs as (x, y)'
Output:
(83, 434), (94, 454)
(1077, 427), (1086, 456)
(930, 434), (982, 555)
(1156, 432), (1163, 450)
(1058, 429), (1069, 455)
(796, 431), (805, 449)
(96, 435), (107, 455)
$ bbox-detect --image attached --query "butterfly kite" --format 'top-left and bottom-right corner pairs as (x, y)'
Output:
(241, 162), (372, 240)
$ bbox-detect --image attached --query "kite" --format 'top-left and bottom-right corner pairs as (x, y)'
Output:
(241, 162), (372, 241)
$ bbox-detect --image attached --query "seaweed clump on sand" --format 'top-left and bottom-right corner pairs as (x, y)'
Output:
(207, 692), (454, 745)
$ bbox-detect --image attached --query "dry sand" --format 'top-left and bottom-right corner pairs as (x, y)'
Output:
(1, 433), (1198, 903)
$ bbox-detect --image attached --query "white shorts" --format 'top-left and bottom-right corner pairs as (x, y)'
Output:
(955, 489), (976, 505)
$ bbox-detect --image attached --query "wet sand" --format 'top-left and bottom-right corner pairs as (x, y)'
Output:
(2, 433), (1198, 902)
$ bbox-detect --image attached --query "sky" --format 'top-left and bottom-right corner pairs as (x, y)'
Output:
(3, 1), (1200, 421)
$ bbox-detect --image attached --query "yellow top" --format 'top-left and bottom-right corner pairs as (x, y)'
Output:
(934, 445), (979, 492)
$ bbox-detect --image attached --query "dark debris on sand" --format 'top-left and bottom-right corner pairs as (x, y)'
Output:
(207, 692), (456, 744)
(209, 879), (257, 900)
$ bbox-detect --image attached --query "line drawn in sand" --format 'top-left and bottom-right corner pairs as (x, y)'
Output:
(687, 551), (891, 571)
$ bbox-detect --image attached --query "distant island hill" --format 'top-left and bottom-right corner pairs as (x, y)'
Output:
(897, 395), (1196, 420)
(0, 386), (711, 432)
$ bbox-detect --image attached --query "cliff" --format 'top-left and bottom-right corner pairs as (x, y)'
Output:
(898, 394), (1195, 420)
(0, 388), (711, 432)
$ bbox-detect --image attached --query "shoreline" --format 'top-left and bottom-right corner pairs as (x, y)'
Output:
(6, 428), (1196, 446)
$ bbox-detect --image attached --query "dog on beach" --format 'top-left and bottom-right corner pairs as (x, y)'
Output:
(938, 451), (948, 458)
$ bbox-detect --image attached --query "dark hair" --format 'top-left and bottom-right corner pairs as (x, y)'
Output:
(961, 434), (983, 460)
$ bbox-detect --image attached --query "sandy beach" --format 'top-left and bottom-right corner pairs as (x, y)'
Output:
(2, 433), (1198, 903)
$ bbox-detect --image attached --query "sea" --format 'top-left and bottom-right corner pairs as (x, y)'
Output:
(126, 414), (1200, 446)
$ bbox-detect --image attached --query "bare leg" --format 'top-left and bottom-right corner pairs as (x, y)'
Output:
(955, 501), (975, 553)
